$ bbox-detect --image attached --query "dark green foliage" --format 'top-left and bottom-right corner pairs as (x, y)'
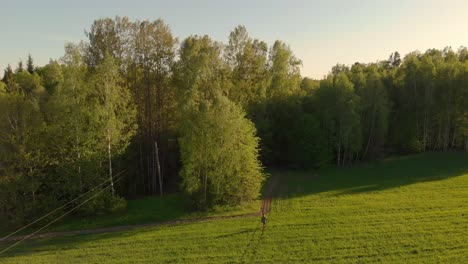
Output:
(300, 77), (320, 94)
(16, 60), (24, 73)
(315, 71), (362, 165)
(1, 17), (468, 227)
(27, 54), (34, 74)
(387, 48), (468, 152)
(0, 93), (47, 224)
(0, 45), (134, 226)
(36, 60), (63, 93)
(2, 65), (18, 93)
(255, 97), (303, 166)
(290, 113), (331, 168)
(352, 65), (389, 159)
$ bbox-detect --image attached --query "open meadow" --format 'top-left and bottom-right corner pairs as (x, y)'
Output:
(1, 152), (467, 263)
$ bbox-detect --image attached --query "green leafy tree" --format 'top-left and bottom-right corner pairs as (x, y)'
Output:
(131, 18), (178, 196)
(386, 51), (402, 69)
(174, 35), (230, 106)
(85, 16), (132, 68)
(43, 44), (129, 216)
(292, 115), (330, 168)
(37, 60), (64, 93)
(225, 26), (270, 108)
(44, 43), (94, 198)
(315, 71), (361, 165)
(358, 66), (389, 158)
(0, 91), (47, 224)
(268, 41), (302, 98)
(179, 95), (264, 208)
(249, 40), (302, 165)
(90, 54), (137, 196)
(15, 71), (45, 96)
(0, 81), (6, 93)
(300, 77), (320, 94)
(455, 60), (468, 150)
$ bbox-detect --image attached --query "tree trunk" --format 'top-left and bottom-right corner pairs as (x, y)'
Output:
(450, 128), (456, 148)
(342, 147), (346, 166)
(152, 146), (156, 194)
(435, 122), (442, 151)
(337, 125), (342, 166)
(343, 147), (347, 166)
(155, 140), (163, 197)
(364, 109), (376, 159)
(444, 111), (450, 151)
(444, 88), (453, 151)
(108, 130), (114, 196)
(77, 141), (82, 192)
(337, 142), (341, 166)
(31, 167), (35, 209)
(423, 111), (427, 152)
(412, 72), (419, 131)
(144, 66), (153, 194)
(146, 149), (150, 195)
(138, 136), (144, 196)
(204, 166), (208, 206)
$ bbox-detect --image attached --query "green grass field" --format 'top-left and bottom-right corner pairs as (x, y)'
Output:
(0, 184), (257, 238)
(1, 152), (467, 263)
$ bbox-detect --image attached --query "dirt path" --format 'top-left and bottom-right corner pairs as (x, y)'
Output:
(0, 213), (262, 243)
(1, 174), (281, 244)
(261, 173), (280, 214)
(239, 173), (280, 263)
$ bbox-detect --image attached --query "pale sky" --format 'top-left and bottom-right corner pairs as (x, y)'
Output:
(1, 0), (468, 79)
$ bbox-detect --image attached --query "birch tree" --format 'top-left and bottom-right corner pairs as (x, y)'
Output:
(91, 54), (137, 196)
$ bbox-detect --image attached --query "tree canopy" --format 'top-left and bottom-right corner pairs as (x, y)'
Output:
(1, 17), (467, 226)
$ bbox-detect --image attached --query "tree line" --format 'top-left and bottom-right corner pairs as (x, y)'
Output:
(1, 16), (467, 226)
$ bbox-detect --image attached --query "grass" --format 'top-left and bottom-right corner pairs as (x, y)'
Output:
(39, 194), (257, 234)
(1, 151), (467, 263)
(0, 189), (258, 237)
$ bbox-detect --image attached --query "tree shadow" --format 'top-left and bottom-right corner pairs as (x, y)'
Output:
(0, 181), (267, 259)
(0, 199), (258, 259)
(273, 151), (468, 199)
(0, 193), (191, 238)
(0, 227), (149, 259)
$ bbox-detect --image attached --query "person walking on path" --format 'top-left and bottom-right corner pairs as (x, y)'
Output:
(261, 213), (267, 230)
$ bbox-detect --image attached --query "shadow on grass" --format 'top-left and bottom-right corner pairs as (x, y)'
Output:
(0, 226), (154, 259)
(0, 195), (261, 258)
(272, 151), (468, 198)
(0, 194), (192, 259)
(0, 193), (190, 238)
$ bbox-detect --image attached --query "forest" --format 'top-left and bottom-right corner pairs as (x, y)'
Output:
(1, 16), (467, 227)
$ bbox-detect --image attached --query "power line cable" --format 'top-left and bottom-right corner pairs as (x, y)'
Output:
(0, 170), (126, 242)
(0, 173), (126, 256)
